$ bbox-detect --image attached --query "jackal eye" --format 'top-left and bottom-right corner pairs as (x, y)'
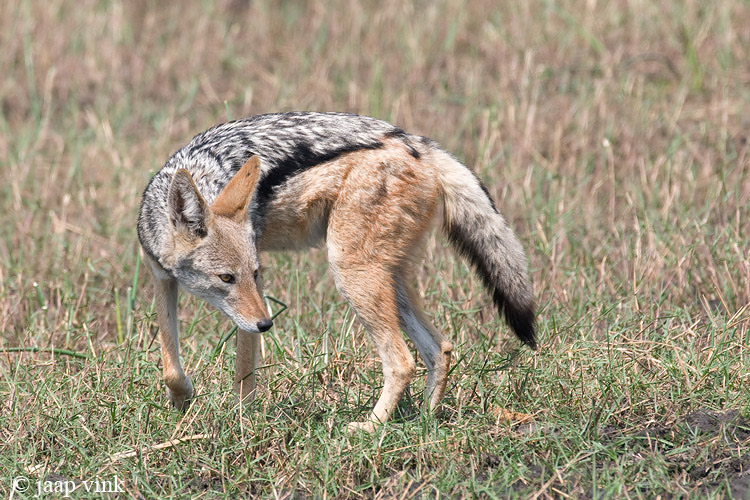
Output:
(218, 273), (235, 284)
(253, 269), (259, 280)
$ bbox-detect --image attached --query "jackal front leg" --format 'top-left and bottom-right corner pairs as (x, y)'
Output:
(234, 330), (260, 404)
(152, 273), (193, 410)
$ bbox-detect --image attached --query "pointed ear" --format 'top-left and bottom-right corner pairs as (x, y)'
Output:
(210, 155), (261, 221)
(167, 169), (211, 239)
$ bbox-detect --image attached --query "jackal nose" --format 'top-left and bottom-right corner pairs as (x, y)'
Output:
(257, 318), (273, 332)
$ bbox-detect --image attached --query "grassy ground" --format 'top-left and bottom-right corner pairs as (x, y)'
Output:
(1, 0), (749, 498)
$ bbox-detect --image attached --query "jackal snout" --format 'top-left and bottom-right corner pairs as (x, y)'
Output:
(257, 318), (273, 332)
(230, 277), (273, 333)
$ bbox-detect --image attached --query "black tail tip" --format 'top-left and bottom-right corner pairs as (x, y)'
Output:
(505, 306), (537, 350)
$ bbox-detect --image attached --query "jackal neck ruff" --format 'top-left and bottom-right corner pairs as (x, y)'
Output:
(138, 112), (406, 266)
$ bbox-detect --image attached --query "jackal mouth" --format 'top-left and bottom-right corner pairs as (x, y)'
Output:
(219, 305), (272, 333)
(230, 315), (273, 333)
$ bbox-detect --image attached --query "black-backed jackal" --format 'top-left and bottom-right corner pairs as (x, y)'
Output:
(138, 112), (535, 431)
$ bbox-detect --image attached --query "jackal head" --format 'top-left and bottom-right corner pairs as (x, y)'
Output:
(165, 156), (273, 333)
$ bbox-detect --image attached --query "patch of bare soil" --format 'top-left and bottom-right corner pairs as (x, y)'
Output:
(679, 410), (749, 497)
(608, 409), (750, 498)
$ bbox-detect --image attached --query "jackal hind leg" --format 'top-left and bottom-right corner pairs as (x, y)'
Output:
(330, 262), (416, 433)
(395, 273), (453, 412)
(325, 150), (439, 431)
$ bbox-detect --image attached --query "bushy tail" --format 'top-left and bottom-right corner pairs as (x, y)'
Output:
(432, 149), (536, 349)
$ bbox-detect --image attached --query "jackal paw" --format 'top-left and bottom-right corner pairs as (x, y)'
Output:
(346, 420), (377, 434)
(166, 378), (194, 412)
(234, 389), (257, 407)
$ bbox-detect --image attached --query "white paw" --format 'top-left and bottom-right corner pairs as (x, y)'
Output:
(346, 420), (377, 434)
(166, 377), (194, 411)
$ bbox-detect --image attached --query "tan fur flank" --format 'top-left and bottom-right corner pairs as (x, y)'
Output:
(262, 140), (446, 429)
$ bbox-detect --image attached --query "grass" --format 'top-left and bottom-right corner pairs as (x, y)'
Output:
(1, 0), (749, 498)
